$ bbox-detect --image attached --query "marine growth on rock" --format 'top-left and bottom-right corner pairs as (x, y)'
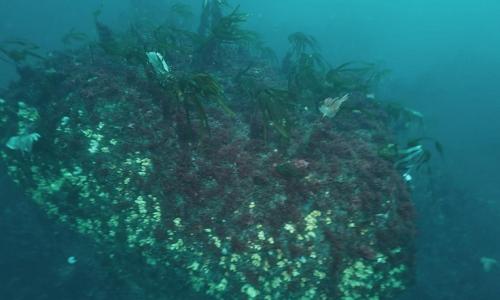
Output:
(0, 3), (417, 300)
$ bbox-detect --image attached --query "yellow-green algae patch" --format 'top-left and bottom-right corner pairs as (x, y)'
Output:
(339, 254), (407, 300)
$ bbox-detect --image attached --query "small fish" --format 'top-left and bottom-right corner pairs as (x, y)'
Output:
(480, 257), (498, 272)
(319, 94), (350, 118)
(6, 132), (41, 153)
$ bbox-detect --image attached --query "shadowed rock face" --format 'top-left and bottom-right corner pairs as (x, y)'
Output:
(0, 46), (415, 300)
(0, 174), (203, 300)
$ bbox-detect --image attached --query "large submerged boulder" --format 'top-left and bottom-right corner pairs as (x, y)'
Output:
(0, 50), (415, 299)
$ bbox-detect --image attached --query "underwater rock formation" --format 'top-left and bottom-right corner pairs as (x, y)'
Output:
(0, 6), (415, 300)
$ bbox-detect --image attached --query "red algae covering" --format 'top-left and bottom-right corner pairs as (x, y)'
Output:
(0, 51), (414, 299)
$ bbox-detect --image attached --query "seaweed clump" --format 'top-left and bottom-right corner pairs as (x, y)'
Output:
(0, 3), (417, 300)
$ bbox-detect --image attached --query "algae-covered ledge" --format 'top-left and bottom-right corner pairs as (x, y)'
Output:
(0, 2), (428, 299)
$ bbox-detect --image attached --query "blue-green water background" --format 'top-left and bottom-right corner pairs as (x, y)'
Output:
(1, 0), (499, 299)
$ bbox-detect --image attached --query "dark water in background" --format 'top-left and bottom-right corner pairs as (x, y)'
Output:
(1, 0), (499, 299)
